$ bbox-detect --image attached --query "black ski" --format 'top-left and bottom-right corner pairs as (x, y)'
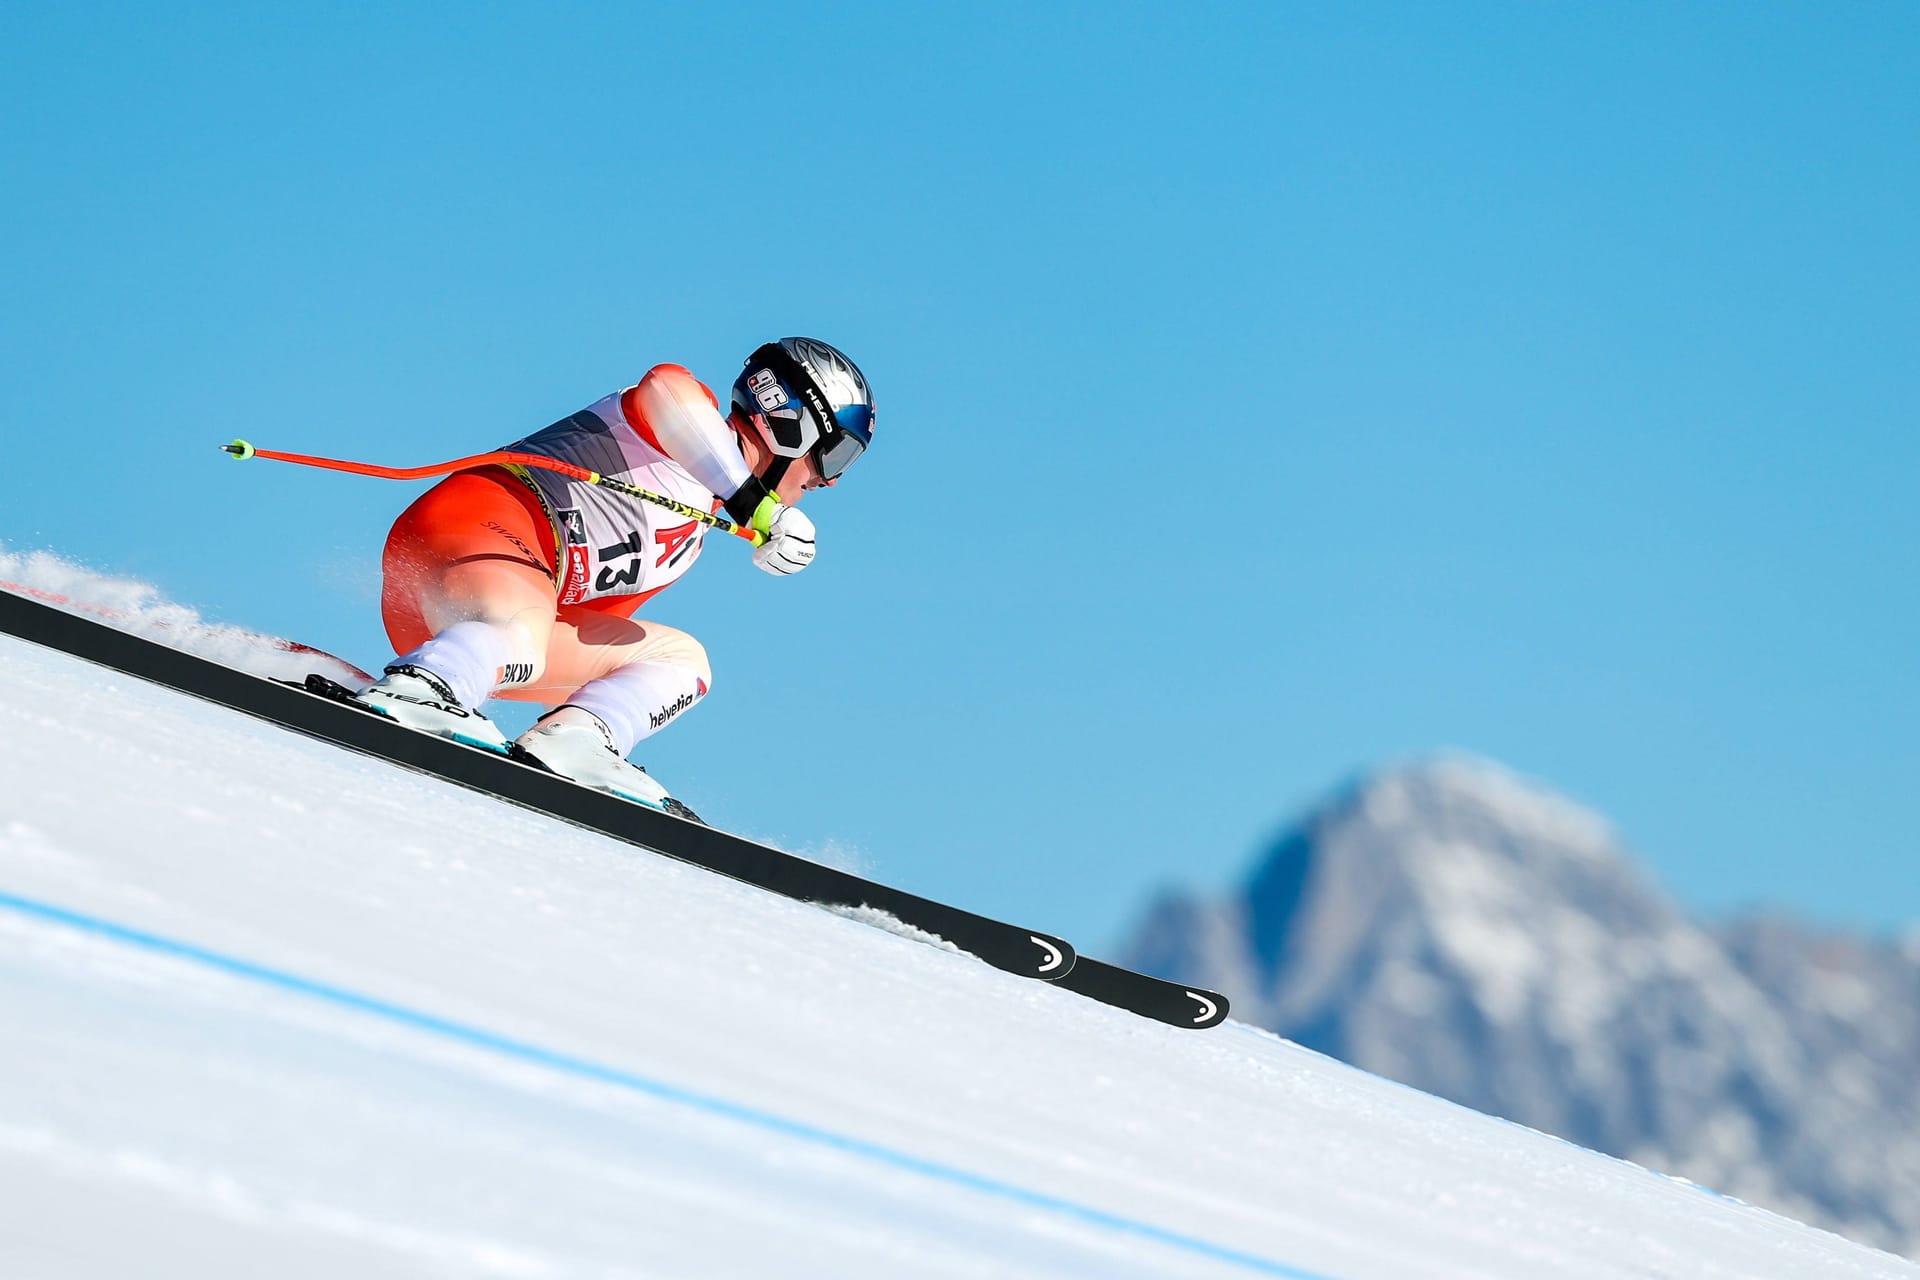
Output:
(1, 588), (1231, 1028)
(1049, 959), (1230, 1029)
(0, 590), (1071, 981)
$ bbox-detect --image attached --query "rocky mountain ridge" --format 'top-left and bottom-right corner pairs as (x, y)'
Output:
(1123, 756), (1920, 1256)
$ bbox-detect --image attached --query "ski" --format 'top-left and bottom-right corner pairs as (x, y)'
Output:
(0, 589), (1231, 1028)
(0, 590), (1072, 981)
(1049, 959), (1230, 1029)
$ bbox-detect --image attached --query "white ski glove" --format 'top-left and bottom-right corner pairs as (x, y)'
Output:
(751, 499), (816, 576)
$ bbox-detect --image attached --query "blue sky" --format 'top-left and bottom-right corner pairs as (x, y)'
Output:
(3, 3), (1914, 952)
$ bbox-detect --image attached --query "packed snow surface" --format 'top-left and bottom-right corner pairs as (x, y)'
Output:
(2, 616), (1916, 1276)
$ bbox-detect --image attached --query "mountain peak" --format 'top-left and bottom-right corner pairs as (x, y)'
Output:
(1122, 756), (1920, 1258)
(1230, 754), (1673, 1019)
(1340, 753), (1618, 860)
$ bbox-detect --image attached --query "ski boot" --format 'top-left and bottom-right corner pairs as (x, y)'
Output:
(353, 665), (511, 754)
(513, 706), (702, 822)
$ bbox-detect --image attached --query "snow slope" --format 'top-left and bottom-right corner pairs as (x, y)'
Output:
(2, 626), (1915, 1278)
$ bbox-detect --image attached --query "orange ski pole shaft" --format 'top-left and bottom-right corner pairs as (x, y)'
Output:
(220, 439), (765, 547)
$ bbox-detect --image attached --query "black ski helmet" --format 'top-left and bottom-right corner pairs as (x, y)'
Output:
(731, 337), (875, 486)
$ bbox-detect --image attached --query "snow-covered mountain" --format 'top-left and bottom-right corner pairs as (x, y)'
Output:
(1122, 756), (1920, 1258)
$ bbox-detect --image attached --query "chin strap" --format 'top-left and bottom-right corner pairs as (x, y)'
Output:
(721, 475), (769, 526)
(759, 454), (793, 495)
(722, 408), (795, 524)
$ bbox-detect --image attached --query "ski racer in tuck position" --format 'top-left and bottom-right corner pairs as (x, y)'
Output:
(354, 337), (875, 817)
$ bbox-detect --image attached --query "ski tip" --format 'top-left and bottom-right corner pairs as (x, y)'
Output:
(1047, 958), (1233, 1029)
(1184, 988), (1230, 1029)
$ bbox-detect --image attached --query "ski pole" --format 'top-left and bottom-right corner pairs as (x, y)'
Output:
(219, 439), (767, 547)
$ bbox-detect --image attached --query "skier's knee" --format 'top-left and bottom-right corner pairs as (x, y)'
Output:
(674, 639), (712, 691)
(630, 628), (710, 691)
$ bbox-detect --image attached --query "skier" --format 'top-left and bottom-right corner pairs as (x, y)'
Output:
(354, 337), (874, 815)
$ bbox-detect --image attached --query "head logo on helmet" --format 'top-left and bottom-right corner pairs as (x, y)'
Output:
(731, 337), (874, 487)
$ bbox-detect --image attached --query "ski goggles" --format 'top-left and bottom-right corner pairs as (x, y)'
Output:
(811, 408), (870, 482)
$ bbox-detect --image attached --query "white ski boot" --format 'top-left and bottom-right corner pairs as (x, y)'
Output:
(354, 665), (511, 754)
(513, 706), (698, 820)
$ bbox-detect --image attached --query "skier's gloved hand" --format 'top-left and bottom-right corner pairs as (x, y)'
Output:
(749, 495), (816, 576)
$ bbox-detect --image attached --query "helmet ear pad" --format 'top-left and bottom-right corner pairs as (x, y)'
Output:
(761, 405), (821, 457)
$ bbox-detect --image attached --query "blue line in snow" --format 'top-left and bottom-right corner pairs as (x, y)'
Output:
(0, 889), (1334, 1280)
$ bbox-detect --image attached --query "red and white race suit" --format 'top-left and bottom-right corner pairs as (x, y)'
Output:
(502, 365), (752, 607)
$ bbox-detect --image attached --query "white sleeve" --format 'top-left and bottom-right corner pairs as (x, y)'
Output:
(620, 364), (754, 501)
